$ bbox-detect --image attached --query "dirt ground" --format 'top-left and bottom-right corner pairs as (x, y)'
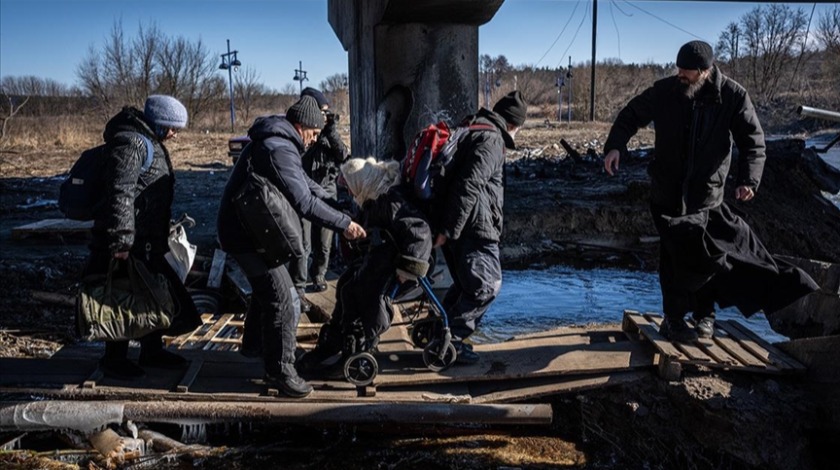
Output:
(1, 121), (839, 469)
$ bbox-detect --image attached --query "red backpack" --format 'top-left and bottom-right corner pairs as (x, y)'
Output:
(401, 121), (495, 201)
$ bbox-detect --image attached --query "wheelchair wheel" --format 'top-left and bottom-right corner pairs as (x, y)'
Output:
(410, 318), (437, 349)
(422, 339), (457, 372)
(343, 352), (378, 386)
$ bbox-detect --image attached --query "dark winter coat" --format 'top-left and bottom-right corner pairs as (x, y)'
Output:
(604, 66), (765, 215)
(335, 186), (433, 340)
(217, 115), (351, 255)
(439, 108), (514, 242)
(92, 107), (174, 255)
(302, 119), (348, 198)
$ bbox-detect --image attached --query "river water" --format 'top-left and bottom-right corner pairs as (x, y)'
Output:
(480, 138), (839, 345)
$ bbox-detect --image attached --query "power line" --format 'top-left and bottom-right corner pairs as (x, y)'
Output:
(534, 0), (583, 68)
(609, 0), (622, 59)
(621, 0), (704, 41)
(557, 0), (592, 68)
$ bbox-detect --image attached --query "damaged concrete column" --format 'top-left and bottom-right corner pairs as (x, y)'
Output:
(328, 0), (504, 160)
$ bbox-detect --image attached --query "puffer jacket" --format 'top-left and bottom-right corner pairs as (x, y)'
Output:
(217, 115), (351, 255)
(92, 107), (173, 255)
(604, 65), (765, 215)
(302, 119), (348, 198)
(359, 186), (433, 278)
(438, 108), (515, 242)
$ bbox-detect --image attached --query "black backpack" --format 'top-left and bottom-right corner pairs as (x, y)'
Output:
(59, 133), (154, 221)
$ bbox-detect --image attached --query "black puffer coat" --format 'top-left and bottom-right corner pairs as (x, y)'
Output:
(439, 108), (515, 242)
(92, 107), (173, 255)
(604, 66), (765, 215)
(302, 119), (348, 198)
(217, 115), (351, 255)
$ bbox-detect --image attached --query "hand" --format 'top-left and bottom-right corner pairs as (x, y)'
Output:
(113, 251), (129, 260)
(604, 149), (620, 176)
(343, 221), (367, 240)
(434, 234), (447, 248)
(735, 186), (755, 201)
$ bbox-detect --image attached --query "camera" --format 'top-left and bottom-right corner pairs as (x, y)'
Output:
(325, 112), (340, 124)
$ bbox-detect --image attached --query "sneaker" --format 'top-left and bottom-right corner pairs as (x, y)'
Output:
(100, 357), (146, 380)
(138, 349), (188, 369)
(265, 372), (313, 398)
(695, 316), (715, 339)
(296, 346), (342, 372)
(453, 341), (480, 365)
(296, 288), (312, 313)
(311, 277), (328, 293)
(659, 317), (698, 343)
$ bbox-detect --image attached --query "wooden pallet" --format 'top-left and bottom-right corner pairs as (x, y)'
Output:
(622, 310), (806, 380)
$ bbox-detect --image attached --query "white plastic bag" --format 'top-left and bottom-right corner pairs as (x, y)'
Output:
(165, 217), (197, 283)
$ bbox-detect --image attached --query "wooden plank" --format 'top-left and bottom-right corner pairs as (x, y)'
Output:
(470, 370), (650, 404)
(175, 358), (204, 393)
(206, 249), (226, 289)
(711, 328), (774, 369)
(373, 333), (654, 387)
(199, 314), (234, 350)
(717, 320), (805, 371)
(10, 219), (92, 239)
(82, 368), (104, 389)
(624, 313), (686, 360)
(643, 314), (713, 363)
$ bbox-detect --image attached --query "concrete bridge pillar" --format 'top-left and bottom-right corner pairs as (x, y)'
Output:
(328, 0), (504, 160)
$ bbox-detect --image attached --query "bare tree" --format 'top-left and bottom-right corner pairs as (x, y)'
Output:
(739, 4), (809, 101)
(156, 36), (224, 124)
(0, 88), (30, 142)
(319, 73), (349, 115)
(234, 66), (267, 123)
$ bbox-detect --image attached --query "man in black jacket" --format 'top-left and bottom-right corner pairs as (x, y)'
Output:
(434, 91), (527, 364)
(217, 95), (365, 398)
(604, 41), (817, 343)
(85, 95), (202, 379)
(289, 88), (349, 308)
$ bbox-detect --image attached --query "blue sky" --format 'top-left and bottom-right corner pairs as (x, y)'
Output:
(1, 0), (835, 90)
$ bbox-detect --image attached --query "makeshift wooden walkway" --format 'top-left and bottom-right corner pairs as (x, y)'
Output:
(0, 283), (808, 429)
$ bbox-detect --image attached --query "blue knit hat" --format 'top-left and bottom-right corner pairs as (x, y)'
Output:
(144, 95), (188, 129)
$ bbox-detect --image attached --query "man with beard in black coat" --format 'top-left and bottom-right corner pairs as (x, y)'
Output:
(603, 40), (818, 343)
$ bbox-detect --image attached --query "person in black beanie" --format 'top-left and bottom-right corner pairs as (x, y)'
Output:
(288, 87), (350, 310)
(603, 41), (818, 343)
(433, 90), (526, 364)
(217, 95), (365, 397)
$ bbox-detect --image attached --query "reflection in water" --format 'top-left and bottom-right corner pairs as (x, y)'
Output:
(476, 266), (786, 344)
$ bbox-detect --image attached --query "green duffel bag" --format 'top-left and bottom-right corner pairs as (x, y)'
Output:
(77, 257), (175, 341)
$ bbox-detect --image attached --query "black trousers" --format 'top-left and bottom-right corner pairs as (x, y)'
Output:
(441, 237), (502, 340)
(232, 252), (302, 377)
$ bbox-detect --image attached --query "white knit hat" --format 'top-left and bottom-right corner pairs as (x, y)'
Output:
(144, 95), (188, 129)
(340, 157), (400, 206)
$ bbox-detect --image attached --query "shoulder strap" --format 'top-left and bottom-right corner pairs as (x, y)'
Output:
(134, 133), (155, 174)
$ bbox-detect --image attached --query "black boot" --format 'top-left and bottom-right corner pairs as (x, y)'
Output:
(101, 341), (145, 380)
(265, 364), (313, 398)
(297, 323), (342, 372)
(138, 331), (188, 369)
(659, 316), (698, 343)
(694, 315), (716, 339)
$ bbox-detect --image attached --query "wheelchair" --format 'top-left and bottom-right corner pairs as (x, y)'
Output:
(342, 276), (458, 386)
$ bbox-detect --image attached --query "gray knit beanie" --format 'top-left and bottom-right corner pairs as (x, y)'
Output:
(144, 95), (188, 128)
(286, 95), (324, 129)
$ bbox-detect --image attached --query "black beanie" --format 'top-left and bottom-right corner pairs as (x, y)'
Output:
(301, 87), (330, 108)
(492, 90), (527, 127)
(286, 95), (324, 129)
(676, 40), (714, 70)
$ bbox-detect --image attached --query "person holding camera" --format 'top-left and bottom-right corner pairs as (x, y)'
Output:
(288, 87), (350, 307)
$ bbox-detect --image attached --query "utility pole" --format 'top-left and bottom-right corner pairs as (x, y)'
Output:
(556, 70), (564, 122)
(567, 56), (573, 123)
(590, 0), (597, 121)
(293, 61), (308, 95)
(218, 39), (242, 133)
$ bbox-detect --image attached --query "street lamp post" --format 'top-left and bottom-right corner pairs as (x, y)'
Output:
(218, 39), (242, 132)
(293, 61), (308, 95)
